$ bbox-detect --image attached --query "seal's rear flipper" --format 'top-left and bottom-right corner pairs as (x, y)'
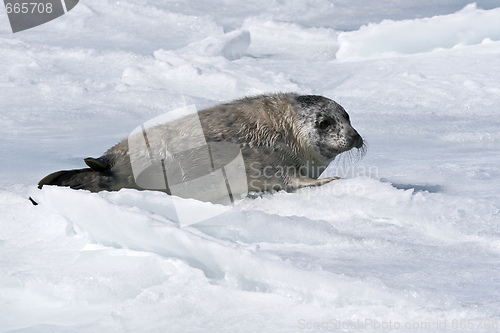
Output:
(38, 168), (95, 190)
(84, 156), (111, 171)
(33, 156), (112, 204)
(37, 155), (118, 192)
(35, 167), (105, 204)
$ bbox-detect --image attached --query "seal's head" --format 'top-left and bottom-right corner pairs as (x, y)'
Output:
(294, 95), (365, 163)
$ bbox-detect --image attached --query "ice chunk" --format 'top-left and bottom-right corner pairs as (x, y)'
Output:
(336, 4), (500, 60)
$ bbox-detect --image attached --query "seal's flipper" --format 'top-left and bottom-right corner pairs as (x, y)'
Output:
(289, 176), (340, 190)
(38, 168), (94, 189)
(84, 156), (111, 171)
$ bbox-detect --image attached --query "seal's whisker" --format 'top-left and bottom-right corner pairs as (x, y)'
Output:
(331, 139), (367, 176)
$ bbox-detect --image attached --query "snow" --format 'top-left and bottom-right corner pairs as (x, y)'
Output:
(1, 1), (500, 332)
(336, 3), (500, 60)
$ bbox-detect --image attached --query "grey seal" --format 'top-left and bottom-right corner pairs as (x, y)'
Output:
(38, 93), (365, 200)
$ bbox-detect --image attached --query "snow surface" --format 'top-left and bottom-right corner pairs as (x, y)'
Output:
(1, 1), (500, 332)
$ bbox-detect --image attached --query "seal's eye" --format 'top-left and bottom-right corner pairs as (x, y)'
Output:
(345, 113), (350, 122)
(318, 120), (331, 130)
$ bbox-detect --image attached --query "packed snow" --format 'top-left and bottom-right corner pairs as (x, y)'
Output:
(336, 4), (500, 60)
(1, 1), (500, 332)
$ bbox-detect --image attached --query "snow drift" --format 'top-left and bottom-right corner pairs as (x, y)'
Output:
(336, 3), (500, 60)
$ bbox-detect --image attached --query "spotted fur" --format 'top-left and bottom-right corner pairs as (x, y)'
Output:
(38, 93), (365, 198)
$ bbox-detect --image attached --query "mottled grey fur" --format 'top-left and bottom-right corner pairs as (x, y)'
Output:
(38, 93), (364, 198)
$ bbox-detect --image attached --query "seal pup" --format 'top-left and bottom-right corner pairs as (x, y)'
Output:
(38, 93), (365, 200)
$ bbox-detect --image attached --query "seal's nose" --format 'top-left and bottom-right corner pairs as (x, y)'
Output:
(351, 132), (363, 148)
